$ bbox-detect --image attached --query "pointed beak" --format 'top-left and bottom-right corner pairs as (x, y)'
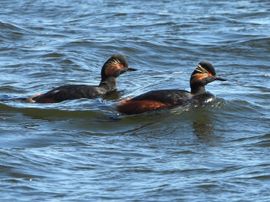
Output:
(120, 67), (137, 75)
(127, 67), (137, 71)
(214, 76), (226, 81)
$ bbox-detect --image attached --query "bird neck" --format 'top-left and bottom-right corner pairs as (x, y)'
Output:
(99, 77), (116, 92)
(190, 84), (206, 95)
(190, 76), (206, 95)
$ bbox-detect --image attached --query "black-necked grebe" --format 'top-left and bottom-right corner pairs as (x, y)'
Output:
(28, 54), (136, 103)
(117, 61), (226, 115)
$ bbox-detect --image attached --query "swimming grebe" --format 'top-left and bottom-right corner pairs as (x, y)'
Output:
(117, 61), (226, 115)
(28, 54), (136, 103)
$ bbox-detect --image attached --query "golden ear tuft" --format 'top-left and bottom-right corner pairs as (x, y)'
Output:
(196, 64), (208, 73)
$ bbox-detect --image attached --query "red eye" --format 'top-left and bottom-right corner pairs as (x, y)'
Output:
(105, 63), (124, 76)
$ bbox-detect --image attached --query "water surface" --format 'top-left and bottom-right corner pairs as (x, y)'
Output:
(0, 0), (270, 201)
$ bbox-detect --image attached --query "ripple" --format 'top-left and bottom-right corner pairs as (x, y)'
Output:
(254, 133), (270, 147)
(0, 101), (112, 120)
(0, 21), (24, 30)
(0, 21), (27, 41)
(0, 165), (39, 180)
(42, 52), (66, 59)
(237, 37), (270, 49)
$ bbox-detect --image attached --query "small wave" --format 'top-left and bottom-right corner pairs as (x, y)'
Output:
(254, 133), (270, 147)
(0, 21), (25, 31)
(0, 100), (113, 120)
(0, 21), (27, 41)
(0, 164), (42, 181)
(65, 39), (101, 47)
(0, 86), (26, 93)
(222, 99), (263, 114)
(235, 37), (270, 49)
(42, 52), (66, 59)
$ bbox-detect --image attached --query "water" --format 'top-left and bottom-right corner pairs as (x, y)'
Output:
(0, 0), (270, 201)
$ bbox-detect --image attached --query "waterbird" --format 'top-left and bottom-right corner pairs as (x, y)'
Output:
(117, 61), (226, 115)
(27, 54), (136, 103)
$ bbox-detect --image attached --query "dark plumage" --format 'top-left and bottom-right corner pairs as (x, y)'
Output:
(29, 54), (136, 103)
(117, 61), (226, 115)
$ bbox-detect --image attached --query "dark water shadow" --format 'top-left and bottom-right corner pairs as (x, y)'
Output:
(190, 109), (216, 142)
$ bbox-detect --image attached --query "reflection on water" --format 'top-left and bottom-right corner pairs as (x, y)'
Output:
(192, 109), (215, 141)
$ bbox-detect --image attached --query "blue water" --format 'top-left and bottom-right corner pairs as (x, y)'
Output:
(0, 0), (270, 201)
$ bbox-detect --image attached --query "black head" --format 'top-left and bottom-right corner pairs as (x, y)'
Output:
(190, 61), (226, 94)
(197, 61), (216, 76)
(101, 54), (136, 81)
